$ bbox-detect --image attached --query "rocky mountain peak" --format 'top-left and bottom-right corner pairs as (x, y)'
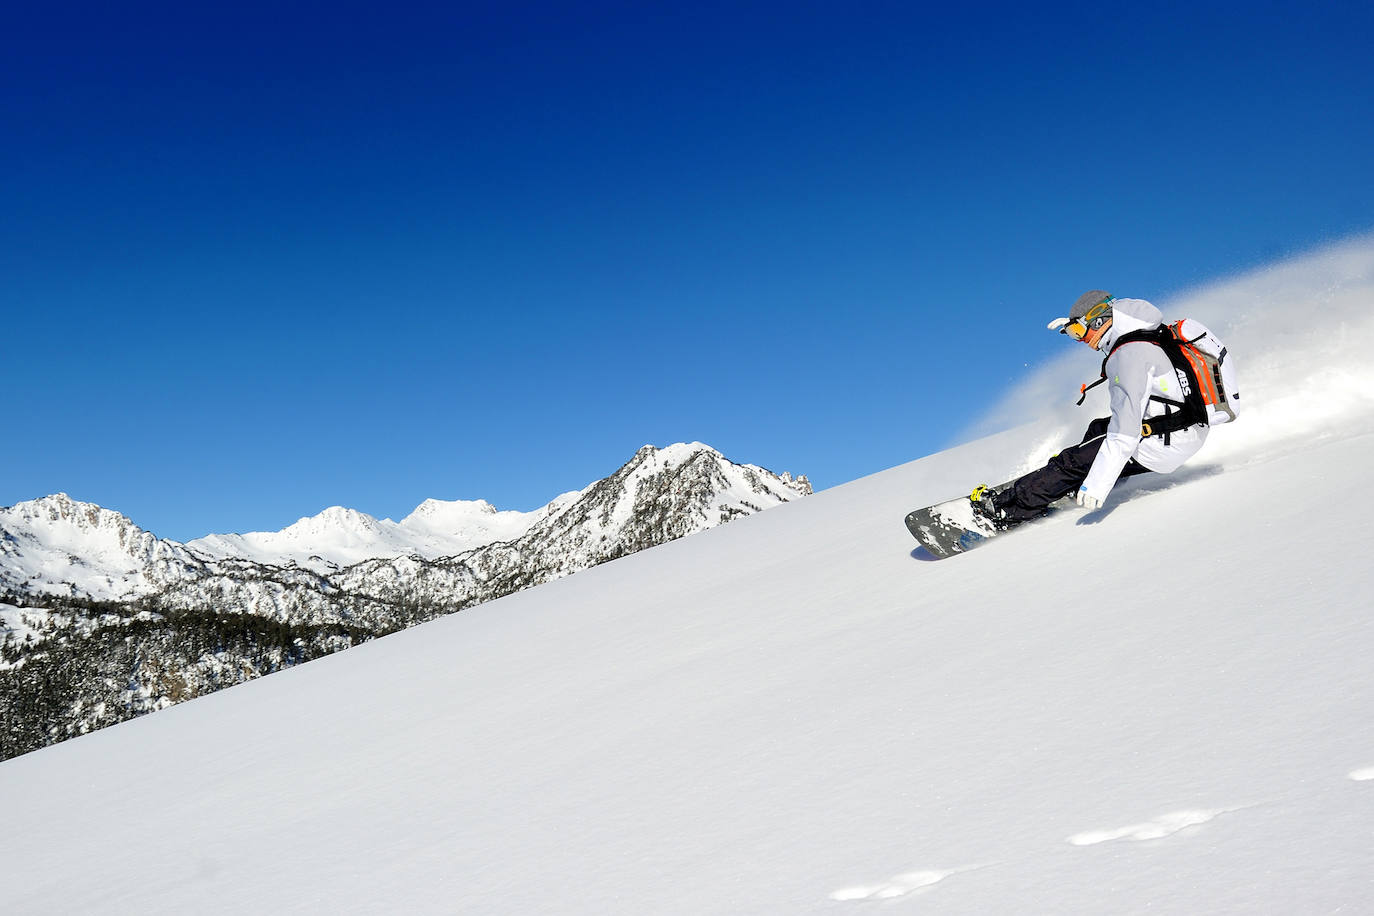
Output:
(10, 493), (134, 531)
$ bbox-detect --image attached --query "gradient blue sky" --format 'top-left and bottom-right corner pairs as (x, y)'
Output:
(4, 1), (1372, 540)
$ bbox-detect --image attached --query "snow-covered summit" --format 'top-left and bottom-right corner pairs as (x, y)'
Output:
(6, 492), (136, 535)
(0, 494), (200, 598)
(399, 496), (545, 542)
(405, 497), (497, 520)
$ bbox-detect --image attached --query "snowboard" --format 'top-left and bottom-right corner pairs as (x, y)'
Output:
(904, 491), (1001, 559)
(904, 484), (1072, 559)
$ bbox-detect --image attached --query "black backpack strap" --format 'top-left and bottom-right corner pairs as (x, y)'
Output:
(1141, 396), (1193, 443)
(1076, 372), (1108, 406)
(1108, 328), (1167, 353)
(1074, 330), (1158, 408)
(1108, 326), (1208, 437)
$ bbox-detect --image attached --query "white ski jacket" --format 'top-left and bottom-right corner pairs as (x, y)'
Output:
(1080, 298), (1208, 505)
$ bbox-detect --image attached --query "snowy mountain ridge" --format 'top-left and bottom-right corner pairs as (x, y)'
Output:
(136, 440), (813, 631)
(186, 497), (548, 572)
(0, 492), (203, 599)
(1, 442), (809, 599)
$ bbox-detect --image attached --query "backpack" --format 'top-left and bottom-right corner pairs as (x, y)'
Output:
(1162, 319), (1239, 425)
(1076, 319), (1240, 439)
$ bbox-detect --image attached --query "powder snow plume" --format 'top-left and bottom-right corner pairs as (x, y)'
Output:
(961, 231), (1374, 477)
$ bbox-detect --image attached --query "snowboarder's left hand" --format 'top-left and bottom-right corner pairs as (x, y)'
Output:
(1076, 486), (1104, 511)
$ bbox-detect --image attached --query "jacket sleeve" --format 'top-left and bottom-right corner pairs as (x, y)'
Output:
(1079, 344), (1156, 505)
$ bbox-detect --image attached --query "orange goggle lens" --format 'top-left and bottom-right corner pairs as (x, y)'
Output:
(1065, 299), (1113, 341)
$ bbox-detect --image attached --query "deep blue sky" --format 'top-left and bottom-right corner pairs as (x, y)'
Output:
(4, 1), (1372, 540)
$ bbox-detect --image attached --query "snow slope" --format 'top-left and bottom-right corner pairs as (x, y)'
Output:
(2, 238), (1373, 913)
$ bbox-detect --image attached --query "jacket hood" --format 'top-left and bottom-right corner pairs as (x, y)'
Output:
(1099, 297), (1163, 350)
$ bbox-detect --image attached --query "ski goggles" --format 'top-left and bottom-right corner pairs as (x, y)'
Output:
(1053, 297), (1115, 341)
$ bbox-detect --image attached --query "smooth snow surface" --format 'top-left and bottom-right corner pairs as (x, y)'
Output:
(3, 239), (1374, 913)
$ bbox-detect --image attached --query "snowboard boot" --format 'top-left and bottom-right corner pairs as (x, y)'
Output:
(969, 484), (1011, 531)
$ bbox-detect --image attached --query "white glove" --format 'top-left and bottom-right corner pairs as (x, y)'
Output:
(1076, 486), (1104, 511)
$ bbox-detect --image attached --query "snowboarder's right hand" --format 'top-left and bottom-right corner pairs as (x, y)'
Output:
(1076, 486), (1104, 511)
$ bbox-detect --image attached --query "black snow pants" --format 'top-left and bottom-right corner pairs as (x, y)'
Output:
(998, 417), (1151, 524)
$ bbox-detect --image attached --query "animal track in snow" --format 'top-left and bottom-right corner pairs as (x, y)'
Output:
(1067, 808), (1226, 847)
(830, 866), (974, 902)
(1349, 766), (1374, 782)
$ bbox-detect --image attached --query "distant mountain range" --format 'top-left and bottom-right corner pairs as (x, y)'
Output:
(188, 498), (552, 572)
(0, 443), (808, 760)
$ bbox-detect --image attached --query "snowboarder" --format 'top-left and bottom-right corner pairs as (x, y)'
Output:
(970, 290), (1233, 530)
